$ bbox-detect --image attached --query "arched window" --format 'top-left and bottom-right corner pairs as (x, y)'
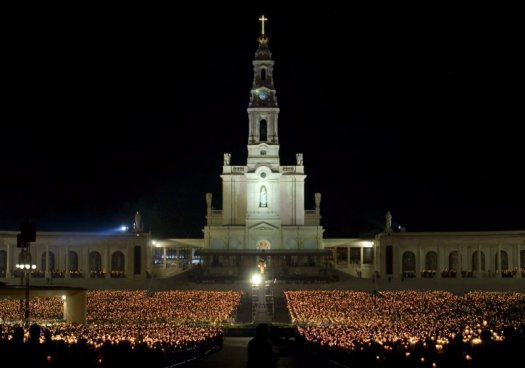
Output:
(471, 251), (486, 271)
(69, 251), (79, 271)
(89, 251), (102, 272)
(425, 251), (437, 271)
(259, 186), (268, 207)
(111, 251), (125, 272)
(259, 120), (267, 141)
(495, 250), (508, 271)
(261, 68), (266, 81)
(42, 251), (56, 272)
(402, 251), (416, 274)
(449, 251), (460, 271)
(0, 250), (6, 277)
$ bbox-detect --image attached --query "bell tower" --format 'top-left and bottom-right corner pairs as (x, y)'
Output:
(211, 15), (322, 252)
(247, 15), (280, 172)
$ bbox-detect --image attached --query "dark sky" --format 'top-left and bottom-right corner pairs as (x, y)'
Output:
(2, 5), (523, 237)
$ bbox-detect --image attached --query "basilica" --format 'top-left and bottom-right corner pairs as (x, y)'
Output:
(0, 17), (523, 285)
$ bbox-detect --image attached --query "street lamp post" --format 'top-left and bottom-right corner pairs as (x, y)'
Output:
(16, 222), (37, 328)
(16, 249), (36, 327)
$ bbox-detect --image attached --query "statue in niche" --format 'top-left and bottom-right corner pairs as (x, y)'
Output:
(259, 186), (267, 207)
(296, 153), (303, 166)
(223, 153), (231, 166)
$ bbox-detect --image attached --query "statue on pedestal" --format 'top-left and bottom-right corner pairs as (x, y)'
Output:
(223, 153), (231, 166)
(296, 153), (303, 166)
(133, 211), (142, 233)
(385, 211), (393, 233)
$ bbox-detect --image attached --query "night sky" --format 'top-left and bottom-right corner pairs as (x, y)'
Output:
(2, 5), (523, 238)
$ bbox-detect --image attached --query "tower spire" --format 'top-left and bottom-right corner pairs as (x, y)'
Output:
(247, 15), (280, 153)
(258, 15), (268, 36)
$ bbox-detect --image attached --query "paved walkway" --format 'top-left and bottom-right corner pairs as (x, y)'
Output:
(186, 337), (324, 368)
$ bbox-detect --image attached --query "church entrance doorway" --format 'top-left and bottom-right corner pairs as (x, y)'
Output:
(256, 240), (271, 268)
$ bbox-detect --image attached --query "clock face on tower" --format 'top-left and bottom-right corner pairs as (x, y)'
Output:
(258, 90), (268, 100)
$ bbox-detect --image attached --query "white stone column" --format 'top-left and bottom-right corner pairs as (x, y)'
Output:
(457, 245), (462, 278)
(477, 244), (482, 278)
(416, 246), (422, 279)
(105, 248), (110, 275)
(437, 246), (442, 278)
(83, 248), (89, 277)
(163, 248), (167, 269)
(372, 241), (381, 278)
(517, 244), (522, 278)
(6, 242), (12, 278)
(65, 245), (70, 278)
(497, 244), (502, 278)
(359, 247), (364, 277)
(126, 246), (130, 276)
(466, 246), (471, 277)
(45, 244), (50, 279)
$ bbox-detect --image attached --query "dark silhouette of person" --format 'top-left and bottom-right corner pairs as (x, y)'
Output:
(246, 323), (279, 368)
(12, 325), (24, 344)
(28, 323), (41, 344)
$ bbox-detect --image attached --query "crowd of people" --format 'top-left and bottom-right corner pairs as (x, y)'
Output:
(285, 290), (525, 367)
(0, 290), (242, 324)
(0, 290), (242, 367)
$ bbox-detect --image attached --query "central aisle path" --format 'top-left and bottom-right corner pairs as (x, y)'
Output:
(186, 337), (316, 368)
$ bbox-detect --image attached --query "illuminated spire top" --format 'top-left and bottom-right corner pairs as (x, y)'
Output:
(255, 15), (271, 60)
(259, 15), (268, 36)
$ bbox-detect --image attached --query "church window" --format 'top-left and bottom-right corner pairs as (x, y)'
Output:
(402, 251), (416, 276)
(260, 120), (267, 141)
(495, 250), (508, 271)
(425, 251), (438, 271)
(363, 248), (373, 264)
(69, 251), (79, 271)
(42, 251), (56, 272)
(89, 251), (102, 273)
(448, 251), (460, 273)
(111, 251), (125, 274)
(259, 186), (268, 207)
(257, 240), (271, 250)
(261, 68), (266, 80)
(472, 251), (485, 271)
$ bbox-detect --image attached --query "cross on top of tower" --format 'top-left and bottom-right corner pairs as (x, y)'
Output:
(259, 15), (268, 35)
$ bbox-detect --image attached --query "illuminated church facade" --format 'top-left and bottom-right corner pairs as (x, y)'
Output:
(199, 21), (325, 274)
(0, 17), (524, 285)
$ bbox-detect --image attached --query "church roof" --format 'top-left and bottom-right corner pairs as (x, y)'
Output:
(195, 249), (330, 256)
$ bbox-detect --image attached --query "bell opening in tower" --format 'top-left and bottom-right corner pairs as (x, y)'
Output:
(260, 120), (267, 141)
